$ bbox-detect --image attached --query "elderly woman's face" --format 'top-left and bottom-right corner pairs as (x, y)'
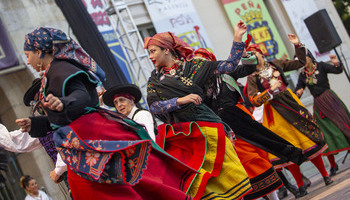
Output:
(113, 96), (134, 116)
(24, 50), (42, 72)
(148, 45), (170, 70)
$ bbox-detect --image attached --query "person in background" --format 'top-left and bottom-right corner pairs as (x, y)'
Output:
(246, 40), (332, 197)
(20, 175), (51, 200)
(295, 51), (350, 177)
(103, 84), (156, 141)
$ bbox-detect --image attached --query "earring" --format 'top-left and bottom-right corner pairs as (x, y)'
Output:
(37, 62), (44, 76)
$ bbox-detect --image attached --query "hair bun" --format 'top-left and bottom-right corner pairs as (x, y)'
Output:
(19, 175), (32, 189)
(19, 176), (26, 188)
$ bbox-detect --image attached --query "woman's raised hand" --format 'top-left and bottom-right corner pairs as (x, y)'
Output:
(234, 20), (247, 42)
(288, 34), (300, 45)
(329, 55), (340, 66)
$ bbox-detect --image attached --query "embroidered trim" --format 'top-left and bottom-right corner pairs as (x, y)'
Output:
(249, 90), (271, 107)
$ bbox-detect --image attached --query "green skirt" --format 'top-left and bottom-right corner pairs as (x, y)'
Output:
(314, 90), (350, 155)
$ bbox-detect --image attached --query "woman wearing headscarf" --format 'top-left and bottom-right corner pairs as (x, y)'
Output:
(193, 46), (306, 200)
(19, 27), (199, 200)
(295, 51), (350, 177)
(103, 84), (156, 141)
(246, 39), (332, 197)
(145, 21), (252, 200)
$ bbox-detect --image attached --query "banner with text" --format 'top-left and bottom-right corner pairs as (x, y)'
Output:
(281, 0), (333, 62)
(145, 0), (213, 50)
(222, 0), (289, 61)
(82, 0), (147, 107)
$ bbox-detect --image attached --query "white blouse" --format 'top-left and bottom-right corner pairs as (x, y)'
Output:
(25, 190), (51, 200)
(127, 106), (156, 141)
(0, 124), (67, 175)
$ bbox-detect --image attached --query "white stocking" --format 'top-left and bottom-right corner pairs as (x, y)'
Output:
(267, 190), (279, 200)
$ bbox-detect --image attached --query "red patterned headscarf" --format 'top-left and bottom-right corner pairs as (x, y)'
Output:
(113, 93), (135, 102)
(194, 48), (217, 61)
(246, 44), (263, 55)
(144, 32), (194, 60)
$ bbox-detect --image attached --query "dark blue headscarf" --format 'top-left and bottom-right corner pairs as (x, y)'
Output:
(24, 27), (105, 81)
(294, 49), (317, 64)
(306, 49), (317, 64)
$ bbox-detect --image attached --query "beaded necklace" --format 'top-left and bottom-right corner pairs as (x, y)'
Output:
(258, 62), (281, 87)
(163, 62), (180, 76)
(38, 63), (52, 102)
(304, 63), (318, 85)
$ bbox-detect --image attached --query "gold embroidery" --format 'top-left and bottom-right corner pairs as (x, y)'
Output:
(180, 77), (193, 86)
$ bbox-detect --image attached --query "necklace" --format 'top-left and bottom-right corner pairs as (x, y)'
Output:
(163, 61), (179, 75)
(258, 62), (273, 79)
(258, 62), (282, 88)
(304, 63), (318, 85)
(38, 62), (52, 102)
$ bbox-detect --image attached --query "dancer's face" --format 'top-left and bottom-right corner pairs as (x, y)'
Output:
(148, 45), (171, 70)
(305, 56), (313, 67)
(24, 50), (42, 72)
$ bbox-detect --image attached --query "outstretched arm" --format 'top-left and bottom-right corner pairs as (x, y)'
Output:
(150, 94), (202, 115)
(0, 123), (42, 153)
(216, 21), (248, 74)
(246, 75), (282, 107)
(272, 34), (306, 72)
(323, 55), (343, 74)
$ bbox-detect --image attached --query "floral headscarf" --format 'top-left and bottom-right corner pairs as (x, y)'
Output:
(246, 44), (263, 55)
(194, 48), (217, 61)
(144, 32), (193, 60)
(24, 27), (105, 81)
(306, 49), (316, 64)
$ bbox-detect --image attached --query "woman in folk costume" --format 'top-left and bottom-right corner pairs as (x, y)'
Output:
(295, 51), (350, 177)
(102, 84), (156, 141)
(246, 39), (333, 197)
(144, 21), (252, 200)
(20, 27), (199, 200)
(194, 47), (305, 200)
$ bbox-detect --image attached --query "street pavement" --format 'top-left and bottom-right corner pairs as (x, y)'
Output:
(281, 151), (350, 200)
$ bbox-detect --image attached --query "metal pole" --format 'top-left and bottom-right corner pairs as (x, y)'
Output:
(333, 47), (350, 84)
